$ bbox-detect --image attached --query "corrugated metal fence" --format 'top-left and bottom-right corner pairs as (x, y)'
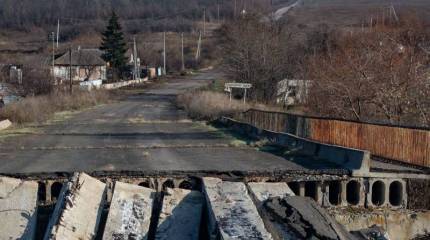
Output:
(235, 109), (430, 168)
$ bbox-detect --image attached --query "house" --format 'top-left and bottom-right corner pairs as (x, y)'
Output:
(0, 64), (23, 85)
(276, 79), (311, 106)
(53, 48), (106, 83)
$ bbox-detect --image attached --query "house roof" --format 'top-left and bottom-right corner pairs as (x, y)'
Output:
(54, 48), (105, 66)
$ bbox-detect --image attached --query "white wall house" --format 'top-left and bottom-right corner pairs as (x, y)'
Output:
(53, 48), (106, 84)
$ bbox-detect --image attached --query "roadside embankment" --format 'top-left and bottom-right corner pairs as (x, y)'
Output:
(176, 90), (250, 120)
(0, 90), (110, 124)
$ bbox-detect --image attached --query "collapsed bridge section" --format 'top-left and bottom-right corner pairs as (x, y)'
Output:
(1, 172), (429, 240)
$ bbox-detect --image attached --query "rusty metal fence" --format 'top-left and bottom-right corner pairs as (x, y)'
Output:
(235, 109), (430, 168)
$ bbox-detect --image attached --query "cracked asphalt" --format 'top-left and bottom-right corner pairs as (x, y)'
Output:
(0, 70), (307, 174)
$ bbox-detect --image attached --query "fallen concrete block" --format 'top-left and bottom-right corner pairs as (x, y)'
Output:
(0, 177), (38, 240)
(203, 177), (273, 240)
(247, 182), (296, 240)
(44, 172), (106, 240)
(0, 119), (12, 131)
(103, 181), (156, 240)
(264, 196), (354, 240)
(155, 188), (203, 240)
(247, 182), (295, 206)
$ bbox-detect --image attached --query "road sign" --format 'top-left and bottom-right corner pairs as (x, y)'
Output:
(224, 83), (252, 104)
(225, 83), (252, 89)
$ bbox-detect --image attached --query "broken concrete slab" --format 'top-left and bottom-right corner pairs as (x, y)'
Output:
(103, 181), (156, 240)
(247, 182), (295, 206)
(155, 188), (203, 240)
(43, 172), (106, 240)
(203, 177), (273, 240)
(0, 177), (38, 240)
(264, 196), (354, 240)
(0, 119), (12, 131)
(247, 182), (296, 240)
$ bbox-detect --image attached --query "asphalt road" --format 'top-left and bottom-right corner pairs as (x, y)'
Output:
(0, 70), (306, 174)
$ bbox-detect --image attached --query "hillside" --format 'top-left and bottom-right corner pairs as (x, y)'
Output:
(286, 0), (430, 28)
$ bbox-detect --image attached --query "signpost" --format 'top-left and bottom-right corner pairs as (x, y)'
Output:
(224, 83), (252, 104)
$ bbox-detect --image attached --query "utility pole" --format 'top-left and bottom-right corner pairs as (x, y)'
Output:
(195, 31), (202, 61)
(203, 8), (206, 36)
(234, 0), (237, 19)
(133, 36), (138, 79)
(382, 9), (385, 26)
(217, 3), (220, 22)
(69, 47), (72, 94)
(56, 19), (60, 48)
(181, 32), (185, 71)
(163, 31), (166, 75)
(51, 32), (55, 83)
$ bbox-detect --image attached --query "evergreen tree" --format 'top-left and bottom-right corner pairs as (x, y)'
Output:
(100, 11), (127, 80)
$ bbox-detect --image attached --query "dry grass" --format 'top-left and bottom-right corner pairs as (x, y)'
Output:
(0, 90), (111, 124)
(177, 91), (250, 120)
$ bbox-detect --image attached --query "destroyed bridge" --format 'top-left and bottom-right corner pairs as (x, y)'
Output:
(0, 70), (429, 240)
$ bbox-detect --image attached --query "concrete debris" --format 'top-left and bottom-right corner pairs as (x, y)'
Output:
(332, 208), (430, 240)
(203, 177), (273, 240)
(0, 177), (38, 240)
(44, 172), (106, 240)
(0, 119), (12, 131)
(155, 188), (203, 240)
(103, 181), (156, 240)
(247, 182), (295, 206)
(264, 196), (354, 240)
(351, 226), (390, 240)
(247, 182), (297, 240)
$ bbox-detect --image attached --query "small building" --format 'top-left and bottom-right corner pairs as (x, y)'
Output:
(276, 79), (311, 106)
(53, 48), (106, 83)
(0, 64), (23, 85)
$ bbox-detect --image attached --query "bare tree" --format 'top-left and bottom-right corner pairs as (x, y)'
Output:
(21, 66), (53, 96)
(307, 17), (430, 127)
(219, 13), (293, 102)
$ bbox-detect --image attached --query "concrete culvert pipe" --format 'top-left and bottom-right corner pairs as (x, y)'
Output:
(288, 182), (301, 196)
(138, 181), (150, 188)
(51, 182), (63, 201)
(38, 182), (47, 202)
(162, 179), (175, 190)
(329, 181), (341, 206)
(305, 181), (318, 200)
(389, 181), (403, 207)
(371, 181), (386, 206)
(178, 180), (193, 190)
(346, 180), (360, 205)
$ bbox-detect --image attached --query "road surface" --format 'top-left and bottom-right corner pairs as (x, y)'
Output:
(0, 70), (307, 174)
(272, 0), (302, 20)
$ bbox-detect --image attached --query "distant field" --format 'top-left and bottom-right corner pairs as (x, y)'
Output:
(288, 0), (430, 28)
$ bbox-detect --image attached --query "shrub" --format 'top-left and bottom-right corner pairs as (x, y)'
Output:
(176, 90), (249, 120)
(0, 89), (110, 124)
